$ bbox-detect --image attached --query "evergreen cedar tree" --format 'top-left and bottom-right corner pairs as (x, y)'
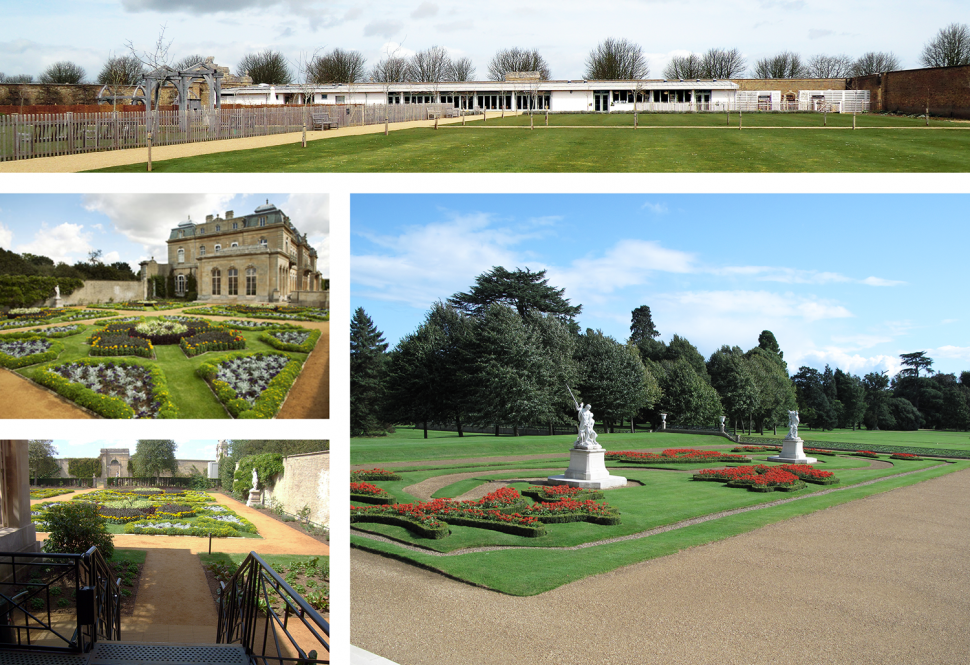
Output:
(447, 267), (581, 321)
(350, 307), (389, 437)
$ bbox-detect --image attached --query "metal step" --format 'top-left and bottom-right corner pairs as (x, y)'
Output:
(0, 643), (249, 665)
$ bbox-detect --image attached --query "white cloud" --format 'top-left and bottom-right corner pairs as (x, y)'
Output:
(0, 223), (12, 250)
(364, 20), (404, 38)
(641, 201), (669, 215)
(101, 251), (121, 264)
(829, 334), (894, 349)
(82, 193), (236, 258)
(411, 2), (438, 18)
(792, 348), (902, 376)
(861, 276), (906, 287)
(930, 346), (970, 362)
(16, 223), (93, 264)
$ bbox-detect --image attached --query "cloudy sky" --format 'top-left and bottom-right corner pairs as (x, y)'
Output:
(3, 1), (964, 81)
(50, 438), (218, 460)
(352, 194), (970, 379)
(0, 193), (330, 277)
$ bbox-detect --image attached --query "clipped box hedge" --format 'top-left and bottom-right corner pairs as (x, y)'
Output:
(0, 339), (62, 368)
(180, 330), (246, 358)
(349, 512), (450, 540)
(258, 328), (322, 354)
(196, 351), (304, 419)
(33, 357), (179, 419)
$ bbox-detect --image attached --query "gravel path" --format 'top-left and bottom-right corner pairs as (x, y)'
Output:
(352, 467), (970, 665)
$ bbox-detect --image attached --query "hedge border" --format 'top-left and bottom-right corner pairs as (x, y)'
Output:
(350, 493), (394, 505)
(0, 339), (62, 368)
(258, 328), (322, 354)
(197, 351), (304, 419)
(736, 436), (970, 460)
(350, 513), (450, 539)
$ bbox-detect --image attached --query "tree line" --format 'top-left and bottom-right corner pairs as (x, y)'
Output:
(6, 23), (969, 88)
(351, 267), (970, 438)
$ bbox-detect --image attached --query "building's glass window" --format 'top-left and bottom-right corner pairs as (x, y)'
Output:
(211, 269), (221, 295)
(177, 248), (184, 263)
(215, 244), (222, 252)
(215, 225), (221, 232)
(246, 267), (257, 296)
(199, 245), (206, 256)
(232, 222), (238, 230)
(178, 230), (184, 238)
(259, 238), (267, 247)
(228, 268), (238, 296)
(199, 228), (205, 234)
(231, 242), (239, 248)
(176, 274), (186, 295)
(259, 217), (266, 227)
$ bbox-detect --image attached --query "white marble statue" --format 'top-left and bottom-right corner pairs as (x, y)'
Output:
(576, 402), (599, 449)
(252, 467), (259, 489)
(54, 284), (60, 298)
(787, 410), (800, 440)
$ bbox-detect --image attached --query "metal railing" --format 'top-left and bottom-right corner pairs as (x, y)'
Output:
(0, 546), (120, 654)
(217, 552), (328, 664)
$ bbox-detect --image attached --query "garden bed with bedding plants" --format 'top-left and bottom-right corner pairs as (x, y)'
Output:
(201, 553), (329, 614)
(0, 338), (63, 368)
(197, 351), (304, 419)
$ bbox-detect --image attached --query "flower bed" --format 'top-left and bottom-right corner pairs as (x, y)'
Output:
(180, 330), (246, 357)
(351, 468), (402, 482)
(123, 519), (238, 537)
(521, 485), (605, 502)
(259, 329), (321, 353)
(0, 338), (61, 368)
(890, 452), (923, 461)
(731, 445), (780, 453)
(34, 358), (179, 419)
(89, 332), (154, 358)
(607, 448), (751, 464)
(184, 305), (329, 322)
(777, 464), (840, 485)
(350, 481), (394, 505)
(99, 506), (157, 524)
(195, 513), (258, 534)
(693, 465), (807, 492)
(222, 320), (304, 331)
(855, 450), (880, 459)
(803, 447), (839, 457)
(7, 307), (59, 320)
(0, 324), (84, 339)
(351, 487), (620, 539)
(197, 351), (303, 419)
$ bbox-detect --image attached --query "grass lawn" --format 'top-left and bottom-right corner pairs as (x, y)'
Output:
(89, 113), (970, 173)
(11, 318), (315, 419)
(351, 432), (970, 594)
(744, 428), (970, 452)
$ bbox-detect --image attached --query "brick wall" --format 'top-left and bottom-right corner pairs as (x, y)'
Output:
(848, 65), (970, 119)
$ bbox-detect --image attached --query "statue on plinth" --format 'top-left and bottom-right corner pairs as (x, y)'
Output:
(566, 384), (601, 450)
(787, 410), (800, 440)
(54, 284), (60, 298)
(252, 467), (259, 489)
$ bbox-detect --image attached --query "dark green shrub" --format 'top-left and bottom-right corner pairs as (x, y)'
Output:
(42, 501), (114, 559)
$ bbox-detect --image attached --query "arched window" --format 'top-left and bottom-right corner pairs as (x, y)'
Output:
(215, 244), (222, 253)
(211, 268), (221, 296)
(259, 238), (267, 247)
(199, 245), (206, 256)
(228, 268), (238, 296)
(176, 274), (186, 295)
(177, 248), (185, 263)
(245, 267), (257, 296)
(230, 242), (239, 248)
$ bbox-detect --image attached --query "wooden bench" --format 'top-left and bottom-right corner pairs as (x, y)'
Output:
(311, 112), (336, 130)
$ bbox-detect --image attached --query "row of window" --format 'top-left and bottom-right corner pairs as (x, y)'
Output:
(211, 267), (258, 296)
(176, 217), (268, 239)
(177, 240), (268, 263)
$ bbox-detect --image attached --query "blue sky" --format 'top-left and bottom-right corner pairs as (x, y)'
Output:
(49, 438), (219, 460)
(352, 194), (970, 379)
(0, 193), (329, 277)
(2, 1), (964, 81)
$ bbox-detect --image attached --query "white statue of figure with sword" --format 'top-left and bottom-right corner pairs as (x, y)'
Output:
(566, 384), (600, 450)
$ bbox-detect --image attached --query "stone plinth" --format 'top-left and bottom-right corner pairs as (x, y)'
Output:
(547, 448), (627, 490)
(767, 437), (817, 464)
(246, 488), (262, 507)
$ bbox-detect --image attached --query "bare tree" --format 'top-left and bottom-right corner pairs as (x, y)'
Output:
(173, 54), (207, 71)
(292, 49), (324, 147)
(701, 48), (746, 78)
(448, 56), (475, 82)
(371, 44), (409, 136)
(97, 55), (144, 85)
(310, 48), (367, 83)
(237, 50), (292, 84)
(920, 23), (970, 68)
(663, 53), (703, 79)
(585, 38), (648, 79)
(126, 26), (175, 172)
(752, 51), (806, 78)
(487, 47), (551, 80)
(409, 45), (451, 82)
(849, 51), (900, 76)
(0, 74), (33, 83)
(40, 61), (86, 84)
(806, 54), (853, 78)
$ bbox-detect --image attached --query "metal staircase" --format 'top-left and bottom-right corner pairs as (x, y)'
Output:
(0, 550), (328, 665)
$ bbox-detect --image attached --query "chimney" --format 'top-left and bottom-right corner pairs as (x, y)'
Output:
(205, 214), (213, 222)
(225, 210), (234, 219)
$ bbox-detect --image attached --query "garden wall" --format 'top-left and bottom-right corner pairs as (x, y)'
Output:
(289, 290), (329, 309)
(848, 65), (970, 119)
(42, 280), (142, 306)
(263, 451), (329, 526)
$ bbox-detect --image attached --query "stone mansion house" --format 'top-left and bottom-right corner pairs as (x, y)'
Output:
(140, 201), (325, 305)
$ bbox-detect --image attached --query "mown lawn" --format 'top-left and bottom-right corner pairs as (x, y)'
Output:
(745, 427), (970, 452)
(352, 457), (969, 595)
(89, 113), (970, 172)
(11, 319), (313, 419)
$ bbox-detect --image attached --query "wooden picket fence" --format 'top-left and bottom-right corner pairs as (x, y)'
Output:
(0, 103), (456, 162)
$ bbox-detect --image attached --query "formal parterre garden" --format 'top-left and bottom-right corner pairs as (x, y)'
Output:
(31, 488), (261, 538)
(351, 430), (970, 595)
(2, 308), (323, 419)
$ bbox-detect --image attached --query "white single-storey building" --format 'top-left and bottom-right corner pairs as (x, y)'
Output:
(221, 79), (745, 113)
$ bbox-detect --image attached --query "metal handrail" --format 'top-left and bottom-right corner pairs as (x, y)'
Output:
(217, 552), (328, 664)
(0, 547), (120, 654)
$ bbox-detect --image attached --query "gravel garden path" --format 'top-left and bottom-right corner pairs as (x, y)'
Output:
(352, 466), (970, 665)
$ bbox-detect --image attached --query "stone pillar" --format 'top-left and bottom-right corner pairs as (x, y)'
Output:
(0, 440), (39, 554)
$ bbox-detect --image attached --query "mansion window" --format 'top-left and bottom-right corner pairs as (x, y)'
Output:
(215, 225), (221, 232)
(231, 242), (239, 248)
(246, 267), (257, 296)
(176, 274), (186, 295)
(178, 230), (184, 238)
(215, 244), (222, 253)
(177, 248), (184, 263)
(259, 217), (266, 227)
(232, 222), (238, 230)
(259, 238), (267, 247)
(212, 269), (221, 295)
(228, 268), (238, 296)
(199, 228), (205, 234)
(199, 246), (206, 256)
